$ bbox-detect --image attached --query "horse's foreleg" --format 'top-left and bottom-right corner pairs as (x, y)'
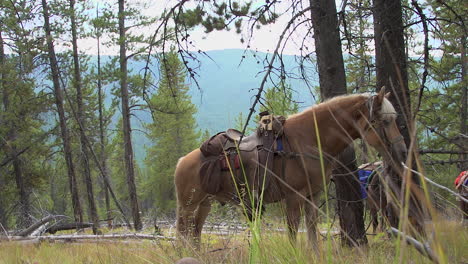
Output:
(285, 195), (303, 243)
(304, 195), (319, 250)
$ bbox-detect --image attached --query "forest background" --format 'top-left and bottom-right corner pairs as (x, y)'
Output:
(0, 0), (465, 233)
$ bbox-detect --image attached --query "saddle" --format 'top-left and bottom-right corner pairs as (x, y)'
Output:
(199, 112), (285, 198)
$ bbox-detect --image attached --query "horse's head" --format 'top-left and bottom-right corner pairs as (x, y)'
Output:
(358, 87), (407, 167)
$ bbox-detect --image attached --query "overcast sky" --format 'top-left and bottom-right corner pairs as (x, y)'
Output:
(79, 0), (311, 56)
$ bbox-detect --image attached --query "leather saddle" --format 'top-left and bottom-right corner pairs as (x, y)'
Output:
(224, 128), (263, 152)
(199, 113), (285, 201)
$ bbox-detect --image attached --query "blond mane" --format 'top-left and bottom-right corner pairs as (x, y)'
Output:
(287, 93), (371, 120)
(287, 93), (397, 122)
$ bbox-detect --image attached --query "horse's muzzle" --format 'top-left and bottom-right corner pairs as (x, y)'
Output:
(392, 141), (407, 165)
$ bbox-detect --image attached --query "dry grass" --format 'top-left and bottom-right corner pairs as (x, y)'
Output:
(0, 219), (466, 264)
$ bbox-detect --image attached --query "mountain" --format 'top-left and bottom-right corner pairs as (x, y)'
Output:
(111, 49), (318, 164)
(185, 49), (316, 132)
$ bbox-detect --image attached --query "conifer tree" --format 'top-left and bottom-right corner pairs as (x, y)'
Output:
(144, 49), (200, 213)
(259, 82), (299, 116)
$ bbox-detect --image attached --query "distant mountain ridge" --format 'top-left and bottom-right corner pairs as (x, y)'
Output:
(123, 49), (317, 164)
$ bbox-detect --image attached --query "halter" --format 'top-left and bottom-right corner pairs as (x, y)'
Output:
(364, 95), (404, 146)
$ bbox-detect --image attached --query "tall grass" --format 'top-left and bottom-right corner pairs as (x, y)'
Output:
(1, 219), (466, 264)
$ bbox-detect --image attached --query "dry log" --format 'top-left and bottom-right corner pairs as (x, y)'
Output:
(2, 233), (174, 244)
(14, 215), (67, 237)
(46, 222), (94, 234)
(389, 227), (439, 263)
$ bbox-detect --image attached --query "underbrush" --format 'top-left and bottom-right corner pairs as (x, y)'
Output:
(1, 219), (466, 264)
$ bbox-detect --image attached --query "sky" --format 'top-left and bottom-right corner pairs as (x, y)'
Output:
(79, 0), (312, 56)
(79, 0), (437, 57)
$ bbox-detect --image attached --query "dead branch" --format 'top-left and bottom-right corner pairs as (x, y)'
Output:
(419, 149), (468, 155)
(423, 159), (468, 165)
(4, 233), (174, 243)
(402, 164), (468, 203)
(13, 215), (67, 237)
(389, 227), (439, 263)
(411, 0), (430, 118)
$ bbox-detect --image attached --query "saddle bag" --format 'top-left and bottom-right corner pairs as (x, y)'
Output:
(199, 156), (222, 195)
(200, 132), (230, 157)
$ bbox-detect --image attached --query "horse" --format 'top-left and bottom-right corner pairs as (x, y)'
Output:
(366, 166), (388, 233)
(174, 87), (413, 248)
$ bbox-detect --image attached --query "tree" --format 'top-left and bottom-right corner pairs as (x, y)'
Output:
(259, 82), (299, 116)
(93, 7), (113, 227)
(69, 0), (99, 233)
(41, 0), (83, 224)
(144, 49), (199, 214)
(373, 0), (412, 148)
(423, 0), (467, 170)
(118, 0), (142, 230)
(309, 0), (367, 246)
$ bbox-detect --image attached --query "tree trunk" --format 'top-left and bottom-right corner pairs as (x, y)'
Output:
(118, 0), (142, 231)
(460, 36), (467, 170)
(70, 0), (99, 234)
(41, 0), (83, 224)
(0, 29), (32, 228)
(309, 0), (367, 246)
(373, 0), (426, 229)
(96, 15), (113, 228)
(373, 0), (411, 147)
(373, 0), (408, 229)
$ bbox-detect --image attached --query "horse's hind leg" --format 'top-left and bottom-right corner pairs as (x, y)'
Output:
(285, 194), (304, 243)
(193, 197), (212, 242)
(370, 207), (379, 233)
(304, 194), (320, 251)
(176, 202), (198, 240)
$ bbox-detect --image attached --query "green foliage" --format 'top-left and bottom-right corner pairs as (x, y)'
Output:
(259, 82), (299, 116)
(343, 0), (375, 93)
(143, 49), (200, 214)
(176, 1), (276, 36)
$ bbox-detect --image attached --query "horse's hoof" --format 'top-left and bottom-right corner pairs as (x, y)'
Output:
(175, 257), (201, 264)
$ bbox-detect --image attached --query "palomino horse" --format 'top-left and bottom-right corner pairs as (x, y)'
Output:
(174, 87), (409, 247)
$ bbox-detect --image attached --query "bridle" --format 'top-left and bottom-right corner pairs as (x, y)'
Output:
(364, 95), (405, 148)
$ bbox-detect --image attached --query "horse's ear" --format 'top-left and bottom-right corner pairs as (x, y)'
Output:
(376, 86), (386, 105)
(385, 92), (391, 98)
(373, 86), (386, 112)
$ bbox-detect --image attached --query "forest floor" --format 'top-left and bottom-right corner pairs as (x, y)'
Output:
(0, 219), (466, 264)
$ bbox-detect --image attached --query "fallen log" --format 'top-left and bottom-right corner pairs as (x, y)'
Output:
(389, 227), (439, 264)
(46, 222), (94, 234)
(3, 233), (175, 244)
(14, 215), (67, 237)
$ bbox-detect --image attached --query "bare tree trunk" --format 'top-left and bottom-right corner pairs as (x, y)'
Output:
(41, 0), (83, 224)
(95, 13), (112, 228)
(373, 0), (411, 147)
(460, 37), (467, 170)
(118, 0), (142, 231)
(0, 29), (32, 228)
(69, 0), (99, 234)
(309, 0), (367, 246)
(373, 0), (427, 230)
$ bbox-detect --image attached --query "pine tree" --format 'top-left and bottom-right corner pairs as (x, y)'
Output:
(259, 82), (299, 116)
(0, 0), (54, 227)
(144, 49), (200, 214)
